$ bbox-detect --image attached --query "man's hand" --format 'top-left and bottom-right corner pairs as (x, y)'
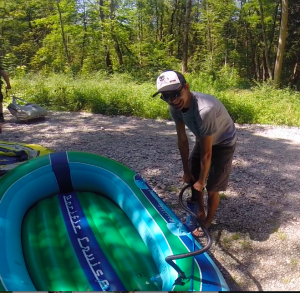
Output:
(193, 180), (206, 191)
(182, 172), (194, 184)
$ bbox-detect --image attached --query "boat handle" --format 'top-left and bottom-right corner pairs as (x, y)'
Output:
(165, 184), (213, 285)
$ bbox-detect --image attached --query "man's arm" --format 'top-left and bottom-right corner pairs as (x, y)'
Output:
(0, 70), (11, 89)
(175, 119), (193, 183)
(193, 135), (213, 191)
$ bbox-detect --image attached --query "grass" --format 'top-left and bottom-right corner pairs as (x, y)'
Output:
(290, 258), (298, 266)
(240, 238), (252, 250)
(166, 186), (179, 192)
(221, 236), (232, 249)
(4, 71), (300, 126)
(282, 277), (292, 284)
(276, 231), (287, 241)
(220, 232), (252, 251)
(232, 233), (241, 240)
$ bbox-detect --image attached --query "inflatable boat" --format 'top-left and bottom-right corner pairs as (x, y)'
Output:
(0, 140), (53, 177)
(7, 96), (47, 122)
(0, 151), (229, 291)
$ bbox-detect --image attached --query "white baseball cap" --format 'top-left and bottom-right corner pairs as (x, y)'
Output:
(152, 70), (186, 97)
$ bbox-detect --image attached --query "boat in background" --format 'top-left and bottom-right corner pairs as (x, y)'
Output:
(0, 140), (53, 177)
(7, 96), (47, 122)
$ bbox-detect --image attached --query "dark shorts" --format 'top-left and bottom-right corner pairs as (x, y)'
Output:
(189, 141), (236, 192)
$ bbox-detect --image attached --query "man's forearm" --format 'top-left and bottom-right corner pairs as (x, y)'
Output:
(198, 153), (211, 183)
(178, 140), (190, 173)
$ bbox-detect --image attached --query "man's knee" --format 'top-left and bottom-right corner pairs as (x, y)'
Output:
(207, 190), (219, 197)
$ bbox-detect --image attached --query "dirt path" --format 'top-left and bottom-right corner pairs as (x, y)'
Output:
(1, 110), (299, 291)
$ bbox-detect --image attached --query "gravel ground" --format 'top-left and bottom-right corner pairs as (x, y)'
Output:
(1, 110), (300, 291)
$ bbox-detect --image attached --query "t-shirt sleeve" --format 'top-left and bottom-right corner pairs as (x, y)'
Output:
(197, 106), (218, 136)
(169, 105), (183, 124)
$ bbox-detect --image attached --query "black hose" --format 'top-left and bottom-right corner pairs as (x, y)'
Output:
(165, 184), (213, 282)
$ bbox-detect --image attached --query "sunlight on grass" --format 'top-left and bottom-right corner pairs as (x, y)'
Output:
(166, 186), (179, 193)
(290, 258), (298, 266)
(232, 233), (241, 240)
(276, 231), (287, 241)
(282, 277), (292, 284)
(6, 72), (300, 126)
(220, 232), (252, 251)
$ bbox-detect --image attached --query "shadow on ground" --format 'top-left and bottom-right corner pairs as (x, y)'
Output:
(1, 111), (299, 291)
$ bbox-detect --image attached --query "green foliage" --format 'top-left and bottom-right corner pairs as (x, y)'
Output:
(6, 72), (300, 127)
(219, 83), (300, 125)
(0, 0), (299, 89)
(9, 72), (169, 119)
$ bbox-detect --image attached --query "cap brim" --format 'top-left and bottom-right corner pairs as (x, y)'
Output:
(152, 84), (182, 97)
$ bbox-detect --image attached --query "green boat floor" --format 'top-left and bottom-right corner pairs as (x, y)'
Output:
(22, 192), (160, 291)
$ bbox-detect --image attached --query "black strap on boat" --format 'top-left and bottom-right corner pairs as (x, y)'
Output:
(165, 184), (213, 285)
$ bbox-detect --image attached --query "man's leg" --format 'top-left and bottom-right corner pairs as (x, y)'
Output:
(189, 141), (208, 236)
(193, 190), (219, 237)
(189, 141), (206, 219)
(192, 187), (206, 222)
(205, 190), (220, 228)
(193, 143), (236, 236)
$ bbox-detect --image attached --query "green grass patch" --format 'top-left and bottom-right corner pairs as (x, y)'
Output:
(5, 72), (300, 126)
(276, 231), (287, 241)
(232, 233), (241, 240)
(291, 258), (298, 266)
(166, 186), (179, 193)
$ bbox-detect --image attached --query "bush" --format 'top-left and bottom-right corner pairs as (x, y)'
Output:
(5, 72), (300, 126)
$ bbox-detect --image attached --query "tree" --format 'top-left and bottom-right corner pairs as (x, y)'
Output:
(0, 0), (299, 88)
(182, 0), (192, 73)
(274, 0), (288, 87)
(285, 0), (300, 87)
(258, 0), (273, 80)
(56, 0), (72, 68)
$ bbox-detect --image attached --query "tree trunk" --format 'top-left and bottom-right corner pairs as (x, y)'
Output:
(80, 0), (88, 71)
(110, 0), (123, 66)
(99, 0), (113, 73)
(289, 62), (299, 86)
(182, 0), (192, 73)
(258, 0), (273, 80)
(274, 0), (288, 87)
(169, 0), (179, 55)
(99, 0), (105, 21)
(268, 0), (280, 55)
(155, 0), (159, 41)
(105, 45), (113, 74)
(206, 0), (214, 71)
(56, 0), (72, 68)
(160, 2), (164, 41)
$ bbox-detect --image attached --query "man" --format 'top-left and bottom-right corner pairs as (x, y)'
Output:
(0, 63), (11, 122)
(153, 70), (237, 236)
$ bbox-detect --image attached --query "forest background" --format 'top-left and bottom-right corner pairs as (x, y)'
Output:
(1, 0), (300, 126)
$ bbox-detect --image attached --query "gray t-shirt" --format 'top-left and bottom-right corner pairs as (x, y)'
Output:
(170, 91), (237, 146)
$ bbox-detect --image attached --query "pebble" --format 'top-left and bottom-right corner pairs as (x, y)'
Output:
(1, 111), (300, 291)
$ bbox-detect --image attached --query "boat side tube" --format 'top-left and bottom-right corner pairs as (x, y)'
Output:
(0, 151), (181, 291)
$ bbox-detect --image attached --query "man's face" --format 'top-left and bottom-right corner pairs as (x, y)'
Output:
(160, 85), (189, 110)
